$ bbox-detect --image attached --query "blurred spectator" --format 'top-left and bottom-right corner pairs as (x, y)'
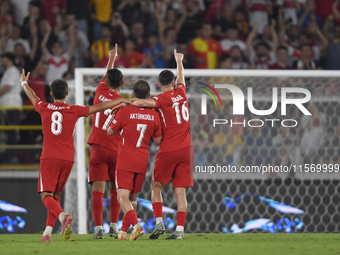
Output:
(0, 0), (16, 24)
(42, 23), (76, 82)
(229, 46), (248, 69)
(110, 12), (129, 47)
(91, 24), (111, 67)
(5, 23), (30, 53)
(247, 23), (278, 69)
(58, 14), (89, 67)
(292, 43), (322, 69)
(131, 22), (149, 53)
(162, 28), (178, 65)
(0, 52), (21, 160)
(301, 103), (326, 162)
(332, 0), (340, 23)
(253, 24), (276, 49)
(235, 9), (249, 40)
(167, 43), (194, 68)
(269, 46), (291, 69)
(213, 5), (234, 40)
(297, 0), (322, 31)
(189, 23), (222, 69)
(220, 25), (247, 55)
(38, 19), (58, 50)
(66, 0), (89, 34)
(27, 53), (49, 105)
(314, 0), (338, 22)
(178, 0), (202, 43)
(205, 0), (228, 23)
(277, 0), (304, 25)
(156, 1), (186, 44)
(325, 24), (340, 70)
(89, 0), (113, 41)
(119, 38), (151, 68)
(143, 33), (164, 68)
(39, 0), (66, 29)
(118, 0), (143, 28)
(218, 53), (232, 69)
(247, 0), (272, 34)
(21, 0), (41, 39)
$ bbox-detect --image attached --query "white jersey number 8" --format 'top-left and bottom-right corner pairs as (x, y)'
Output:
(51, 111), (63, 135)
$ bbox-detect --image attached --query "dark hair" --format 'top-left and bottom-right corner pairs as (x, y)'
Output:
(230, 45), (241, 52)
(62, 71), (72, 79)
(158, 70), (175, 86)
(133, 80), (150, 99)
(256, 41), (270, 50)
(126, 36), (137, 45)
(277, 46), (287, 52)
(51, 79), (68, 99)
(101, 24), (111, 30)
(148, 32), (158, 38)
(106, 68), (123, 88)
(220, 53), (231, 62)
(300, 43), (312, 50)
(14, 42), (24, 49)
(29, 0), (40, 8)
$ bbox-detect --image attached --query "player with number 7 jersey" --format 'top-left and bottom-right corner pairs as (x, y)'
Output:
(20, 68), (134, 242)
(131, 49), (194, 240)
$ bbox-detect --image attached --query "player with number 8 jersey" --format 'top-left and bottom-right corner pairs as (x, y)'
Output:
(19, 68), (134, 242)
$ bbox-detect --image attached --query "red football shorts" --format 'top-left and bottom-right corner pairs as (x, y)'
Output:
(38, 158), (73, 193)
(88, 144), (118, 183)
(115, 170), (145, 193)
(152, 146), (194, 188)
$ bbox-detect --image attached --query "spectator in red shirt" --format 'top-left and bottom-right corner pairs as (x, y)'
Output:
(120, 38), (151, 68)
(269, 46), (291, 69)
(39, 0), (66, 29)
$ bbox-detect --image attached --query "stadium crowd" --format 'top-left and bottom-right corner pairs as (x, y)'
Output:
(1, 0), (340, 163)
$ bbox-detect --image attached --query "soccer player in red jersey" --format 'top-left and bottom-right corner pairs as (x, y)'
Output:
(107, 80), (162, 241)
(131, 50), (193, 240)
(19, 69), (134, 242)
(87, 44), (124, 239)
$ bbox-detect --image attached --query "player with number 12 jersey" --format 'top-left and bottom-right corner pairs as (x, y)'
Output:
(87, 45), (124, 239)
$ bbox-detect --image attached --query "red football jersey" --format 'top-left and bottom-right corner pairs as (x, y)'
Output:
(87, 79), (122, 151)
(151, 83), (191, 153)
(35, 100), (89, 162)
(109, 106), (162, 173)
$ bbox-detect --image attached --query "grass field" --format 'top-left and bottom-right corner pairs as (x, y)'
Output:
(0, 233), (340, 255)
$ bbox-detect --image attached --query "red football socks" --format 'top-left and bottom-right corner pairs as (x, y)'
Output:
(152, 202), (163, 219)
(125, 210), (139, 227)
(110, 190), (120, 223)
(121, 215), (130, 232)
(177, 211), (187, 227)
(43, 196), (63, 220)
(46, 197), (60, 227)
(92, 191), (104, 226)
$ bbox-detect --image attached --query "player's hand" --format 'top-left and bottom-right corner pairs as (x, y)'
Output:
(174, 49), (184, 62)
(109, 43), (118, 60)
(20, 69), (30, 84)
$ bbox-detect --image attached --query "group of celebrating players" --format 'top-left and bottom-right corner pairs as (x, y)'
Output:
(19, 44), (193, 242)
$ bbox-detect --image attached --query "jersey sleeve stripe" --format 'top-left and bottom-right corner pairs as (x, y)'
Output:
(158, 108), (167, 127)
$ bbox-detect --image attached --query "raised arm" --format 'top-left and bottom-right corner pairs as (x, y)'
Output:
(89, 97), (136, 115)
(174, 49), (185, 85)
(246, 23), (257, 55)
(20, 69), (40, 106)
(66, 24), (77, 57)
(333, 0), (340, 21)
(41, 23), (52, 52)
(270, 19), (279, 52)
(102, 43), (118, 80)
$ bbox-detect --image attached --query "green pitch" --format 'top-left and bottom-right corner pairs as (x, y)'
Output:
(0, 233), (339, 255)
